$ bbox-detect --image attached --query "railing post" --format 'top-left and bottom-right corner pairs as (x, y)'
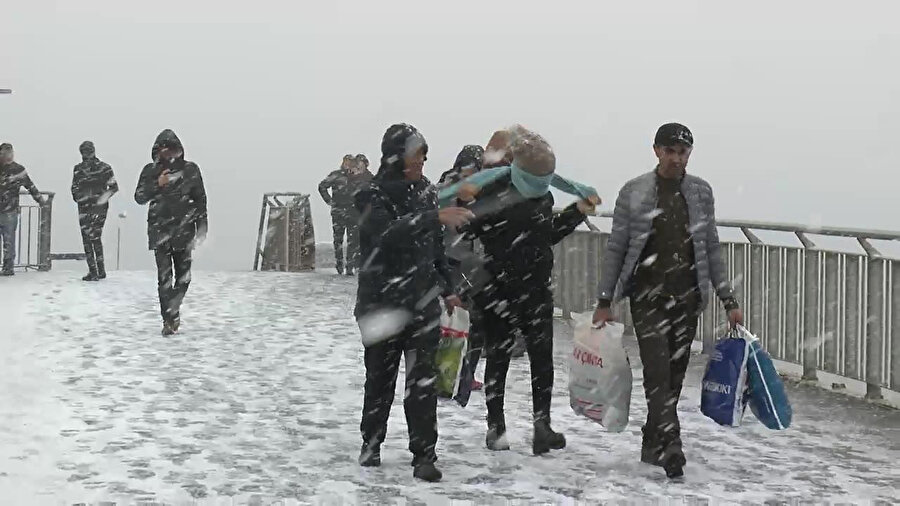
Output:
(798, 231), (819, 382)
(859, 238), (884, 401)
(253, 194), (268, 271)
(38, 193), (53, 271)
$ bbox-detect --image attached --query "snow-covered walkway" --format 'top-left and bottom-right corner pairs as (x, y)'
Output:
(1, 271), (898, 504)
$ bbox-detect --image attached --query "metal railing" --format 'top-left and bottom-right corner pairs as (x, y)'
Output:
(0, 191), (54, 271)
(552, 213), (900, 399)
(253, 193), (317, 272)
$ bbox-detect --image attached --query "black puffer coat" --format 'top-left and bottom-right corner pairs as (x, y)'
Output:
(354, 124), (453, 319)
(134, 130), (208, 250)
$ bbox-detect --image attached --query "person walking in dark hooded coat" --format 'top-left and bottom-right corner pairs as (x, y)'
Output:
(354, 123), (473, 483)
(134, 129), (208, 336)
(72, 141), (118, 281)
(442, 126), (600, 455)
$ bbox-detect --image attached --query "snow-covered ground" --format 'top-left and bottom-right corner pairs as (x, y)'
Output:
(1, 270), (898, 504)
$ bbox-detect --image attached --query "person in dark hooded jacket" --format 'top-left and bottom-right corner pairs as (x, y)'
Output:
(354, 123), (473, 483)
(453, 127), (600, 456)
(438, 145), (488, 396)
(134, 130), (208, 336)
(72, 141), (118, 281)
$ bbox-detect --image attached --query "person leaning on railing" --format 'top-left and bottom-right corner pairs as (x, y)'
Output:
(592, 123), (743, 481)
(0, 142), (47, 276)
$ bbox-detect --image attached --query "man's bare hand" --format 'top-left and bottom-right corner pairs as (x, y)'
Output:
(444, 295), (464, 315)
(158, 169), (171, 188)
(438, 207), (475, 228)
(592, 305), (614, 326)
(577, 194), (601, 214)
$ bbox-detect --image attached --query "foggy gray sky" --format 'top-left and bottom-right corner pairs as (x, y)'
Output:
(2, 0), (898, 271)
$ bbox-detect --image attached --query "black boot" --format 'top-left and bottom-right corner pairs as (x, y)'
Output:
(96, 259), (107, 280)
(641, 426), (663, 467)
(83, 247), (99, 281)
(485, 425), (510, 451)
(358, 443), (381, 467)
(412, 462), (442, 483)
(162, 320), (176, 336)
(663, 453), (686, 480)
(533, 420), (566, 455)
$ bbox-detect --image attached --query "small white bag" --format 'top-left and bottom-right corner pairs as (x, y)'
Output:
(569, 318), (632, 432)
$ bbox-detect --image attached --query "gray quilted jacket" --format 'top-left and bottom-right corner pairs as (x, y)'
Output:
(598, 170), (736, 310)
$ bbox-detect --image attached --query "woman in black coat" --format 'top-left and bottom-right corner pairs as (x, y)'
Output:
(354, 123), (472, 483)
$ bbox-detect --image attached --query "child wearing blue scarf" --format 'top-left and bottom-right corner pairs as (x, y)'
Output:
(449, 126), (601, 454)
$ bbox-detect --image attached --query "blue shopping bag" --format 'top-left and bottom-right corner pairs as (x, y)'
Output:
(743, 328), (792, 430)
(700, 331), (750, 427)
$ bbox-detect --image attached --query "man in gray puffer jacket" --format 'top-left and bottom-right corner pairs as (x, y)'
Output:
(593, 123), (743, 480)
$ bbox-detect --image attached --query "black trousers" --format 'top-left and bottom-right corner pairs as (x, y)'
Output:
(631, 289), (700, 462)
(154, 247), (192, 322)
(477, 284), (555, 430)
(79, 205), (108, 275)
(332, 211), (360, 271)
(360, 309), (440, 464)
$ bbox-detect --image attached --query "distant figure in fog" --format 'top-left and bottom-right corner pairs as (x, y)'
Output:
(134, 130), (208, 337)
(354, 123), (473, 483)
(319, 154), (372, 276)
(72, 141), (118, 281)
(0, 143), (46, 276)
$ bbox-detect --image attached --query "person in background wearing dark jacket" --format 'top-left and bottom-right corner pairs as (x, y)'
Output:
(452, 126), (600, 455)
(134, 130), (208, 337)
(72, 141), (118, 281)
(438, 144), (487, 394)
(319, 154), (365, 275)
(354, 123), (473, 483)
(0, 143), (45, 276)
(593, 123), (743, 480)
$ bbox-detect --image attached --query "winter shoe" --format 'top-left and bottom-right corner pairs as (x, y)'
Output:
(412, 462), (442, 483)
(358, 444), (381, 467)
(97, 263), (107, 279)
(533, 420), (566, 455)
(641, 427), (663, 467)
(485, 427), (510, 451)
(346, 268), (355, 276)
(82, 273), (100, 282)
(0, 270), (14, 277)
(171, 319), (181, 333)
(510, 337), (526, 359)
(162, 321), (176, 336)
(663, 454), (686, 480)
(336, 265), (344, 275)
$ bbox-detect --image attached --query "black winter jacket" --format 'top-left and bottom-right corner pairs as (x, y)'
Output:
(464, 175), (585, 296)
(72, 156), (118, 210)
(0, 162), (41, 214)
(134, 130), (208, 251)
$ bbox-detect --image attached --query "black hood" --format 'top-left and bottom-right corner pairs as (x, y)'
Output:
(453, 145), (484, 172)
(79, 141), (96, 158)
(151, 129), (185, 162)
(376, 123), (428, 181)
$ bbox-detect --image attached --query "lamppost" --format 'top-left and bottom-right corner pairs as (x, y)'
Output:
(117, 212), (127, 270)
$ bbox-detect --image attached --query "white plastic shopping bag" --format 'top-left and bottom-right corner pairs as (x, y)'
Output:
(436, 308), (469, 399)
(569, 316), (632, 432)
